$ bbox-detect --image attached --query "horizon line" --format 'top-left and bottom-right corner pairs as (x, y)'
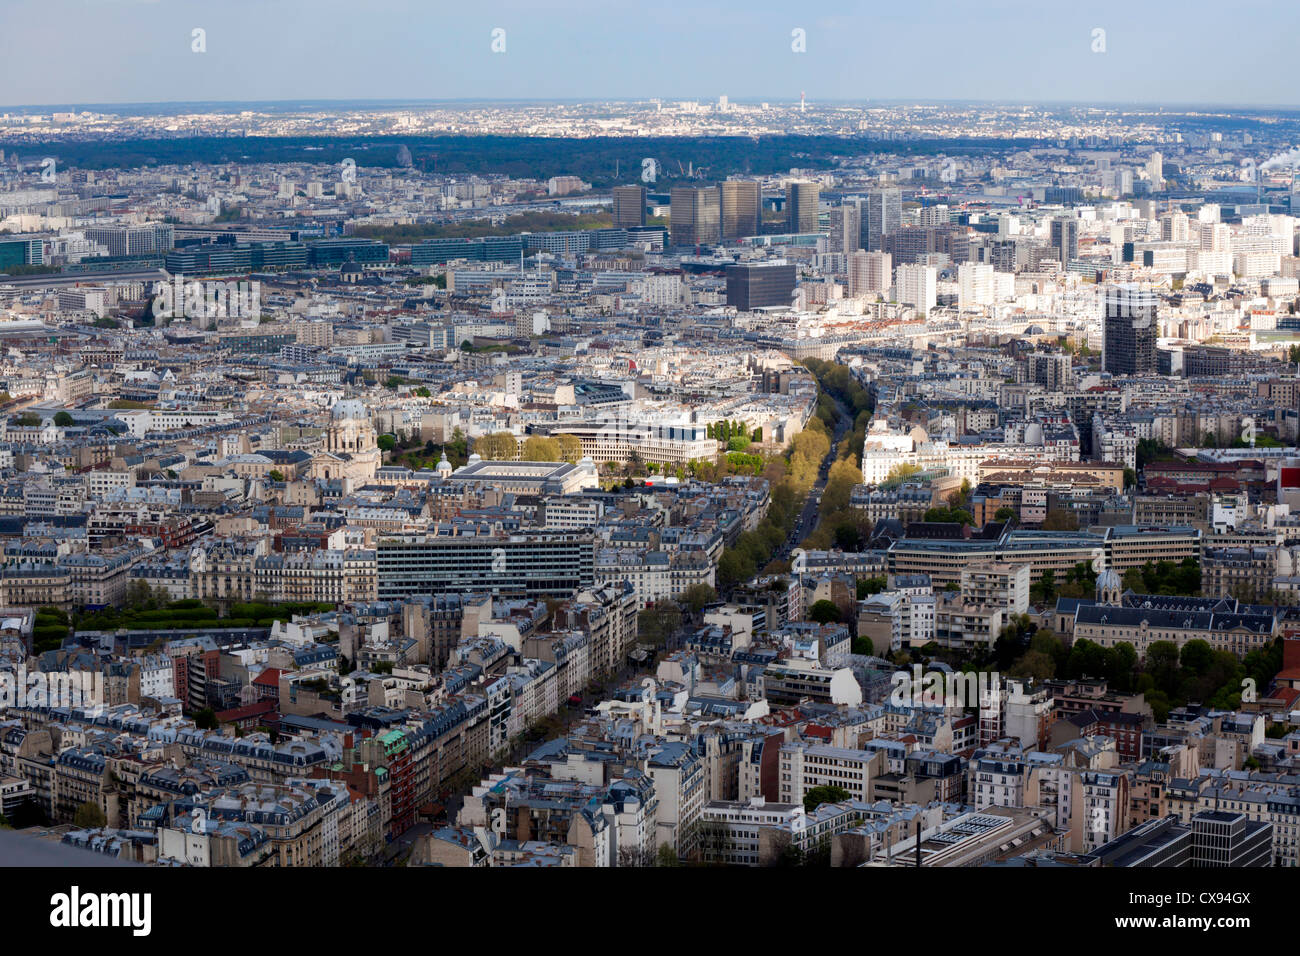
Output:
(3, 96), (1300, 114)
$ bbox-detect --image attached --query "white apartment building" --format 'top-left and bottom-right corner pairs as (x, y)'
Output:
(893, 263), (937, 315)
(778, 742), (883, 805)
(957, 262), (995, 310)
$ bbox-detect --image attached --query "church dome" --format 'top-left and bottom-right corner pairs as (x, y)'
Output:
(331, 399), (368, 421)
(1096, 568), (1123, 603)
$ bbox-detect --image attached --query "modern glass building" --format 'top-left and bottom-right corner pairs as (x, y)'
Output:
(410, 236), (524, 266)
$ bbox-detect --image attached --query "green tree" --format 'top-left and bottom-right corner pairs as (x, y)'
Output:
(802, 785), (851, 812)
(1040, 509), (1079, 531)
(73, 801), (107, 829)
(1145, 641), (1182, 696)
(193, 707), (219, 730)
(809, 600), (842, 624)
(475, 431), (519, 460)
(267, 469), (285, 482)
(554, 433), (583, 464)
(1009, 650), (1056, 681)
(924, 506), (973, 525)
(1179, 639), (1214, 676)
(377, 434), (397, 452)
(857, 577), (887, 599)
(521, 435), (561, 461)
(727, 435), (752, 452)
(1066, 638), (1107, 679)
(993, 506), (1018, 523)
(53, 411), (74, 427)
(637, 601), (682, 647)
(680, 583), (718, 615)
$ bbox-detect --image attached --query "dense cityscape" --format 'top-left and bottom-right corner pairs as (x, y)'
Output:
(0, 20), (1296, 929)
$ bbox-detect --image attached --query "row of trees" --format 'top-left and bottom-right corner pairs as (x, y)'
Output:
(635, 583), (719, 649)
(796, 360), (877, 553)
(706, 420), (751, 442)
(1121, 558), (1201, 597)
(1029, 561), (1099, 605)
(472, 431), (583, 464)
(982, 615), (1283, 722)
(717, 417), (832, 587)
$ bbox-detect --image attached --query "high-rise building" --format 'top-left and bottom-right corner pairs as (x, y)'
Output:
(669, 185), (721, 247)
(725, 263), (796, 310)
(957, 262), (995, 310)
(1147, 152), (1164, 191)
(612, 185), (647, 228)
(1050, 217), (1079, 267)
(829, 203), (861, 255)
(848, 250), (891, 298)
(1103, 284), (1158, 376)
(720, 180), (761, 240)
(785, 181), (820, 234)
(1160, 211), (1189, 242)
(862, 187), (902, 251)
(893, 263), (937, 314)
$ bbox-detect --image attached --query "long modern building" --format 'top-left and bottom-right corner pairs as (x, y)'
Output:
(376, 533), (596, 599)
(1084, 810), (1271, 867)
(410, 236), (524, 266)
(528, 420), (714, 467)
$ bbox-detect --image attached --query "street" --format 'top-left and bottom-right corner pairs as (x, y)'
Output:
(777, 390), (854, 561)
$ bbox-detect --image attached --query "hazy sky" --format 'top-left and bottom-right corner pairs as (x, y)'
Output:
(1, 0), (1297, 109)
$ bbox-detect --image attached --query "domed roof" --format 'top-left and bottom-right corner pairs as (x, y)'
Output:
(331, 399), (368, 421)
(1096, 568), (1123, 598)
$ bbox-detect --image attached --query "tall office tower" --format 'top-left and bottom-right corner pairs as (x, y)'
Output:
(848, 250), (892, 297)
(957, 262), (995, 310)
(612, 185), (647, 228)
(785, 180), (820, 233)
(1050, 216), (1079, 267)
(720, 179), (761, 240)
(862, 187), (902, 251)
(669, 185), (721, 247)
(828, 203), (861, 255)
(893, 263), (937, 314)
(1103, 284), (1158, 376)
(1160, 211), (1189, 242)
(1147, 152), (1164, 190)
(725, 263), (797, 310)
